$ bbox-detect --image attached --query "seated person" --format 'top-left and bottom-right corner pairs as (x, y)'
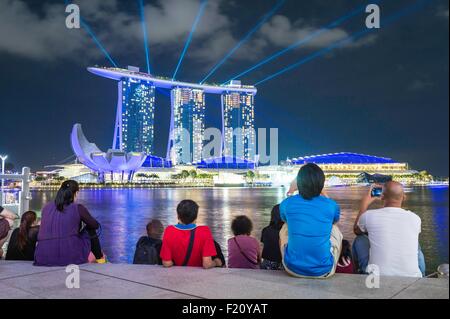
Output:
(213, 240), (226, 268)
(353, 182), (425, 277)
(6, 211), (40, 261)
(0, 206), (18, 258)
(133, 219), (164, 265)
(280, 163), (343, 278)
(34, 180), (106, 266)
(228, 215), (261, 269)
(160, 200), (222, 269)
(335, 240), (354, 274)
(260, 205), (284, 270)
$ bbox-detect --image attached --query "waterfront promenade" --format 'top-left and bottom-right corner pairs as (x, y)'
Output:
(0, 261), (448, 299)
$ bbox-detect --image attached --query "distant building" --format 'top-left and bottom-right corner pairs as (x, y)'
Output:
(114, 76), (156, 154)
(71, 124), (147, 182)
(288, 152), (414, 175)
(168, 87), (206, 164)
(88, 66), (257, 167)
(222, 81), (256, 162)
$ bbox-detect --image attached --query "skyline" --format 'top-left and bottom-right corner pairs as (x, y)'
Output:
(0, 0), (448, 176)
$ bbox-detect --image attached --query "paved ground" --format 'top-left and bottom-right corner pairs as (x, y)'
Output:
(0, 261), (448, 299)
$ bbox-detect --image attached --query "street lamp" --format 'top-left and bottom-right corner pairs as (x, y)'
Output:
(0, 155), (7, 205)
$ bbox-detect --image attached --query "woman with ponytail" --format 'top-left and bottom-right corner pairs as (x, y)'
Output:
(5, 211), (39, 261)
(34, 180), (106, 266)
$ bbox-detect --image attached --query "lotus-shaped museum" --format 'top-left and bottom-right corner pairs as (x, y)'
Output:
(71, 124), (147, 179)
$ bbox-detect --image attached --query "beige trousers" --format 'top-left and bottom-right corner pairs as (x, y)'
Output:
(279, 223), (343, 279)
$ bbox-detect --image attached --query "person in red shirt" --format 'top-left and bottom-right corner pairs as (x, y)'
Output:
(160, 200), (222, 269)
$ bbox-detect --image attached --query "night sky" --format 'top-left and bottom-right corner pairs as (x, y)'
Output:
(0, 0), (448, 176)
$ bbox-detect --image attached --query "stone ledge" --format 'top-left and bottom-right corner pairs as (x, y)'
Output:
(0, 261), (448, 299)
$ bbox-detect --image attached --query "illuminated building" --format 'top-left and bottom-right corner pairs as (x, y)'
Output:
(288, 152), (414, 175)
(71, 124), (147, 181)
(114, 77), (155, 154)
(222, 80), (256, 162)
(168, 87), (205, 164)
(88, 66), (257, 167)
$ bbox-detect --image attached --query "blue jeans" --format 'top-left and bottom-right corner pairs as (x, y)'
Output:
(352, 235), (426, 276)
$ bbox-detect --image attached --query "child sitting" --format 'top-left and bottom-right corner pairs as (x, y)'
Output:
(133, 219), (164, 265)
(260, 205), (284, 270)
(160, 200), (221, 269)
(228, 215), (261, 269)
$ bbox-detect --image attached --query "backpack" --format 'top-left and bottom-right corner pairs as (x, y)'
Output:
(133, 237), (162, 265)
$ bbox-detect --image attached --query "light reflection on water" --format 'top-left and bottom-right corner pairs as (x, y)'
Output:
(30, 186), (448, 272)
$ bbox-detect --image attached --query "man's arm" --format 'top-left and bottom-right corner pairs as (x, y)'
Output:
(0, 207), (18, 220)
(0, 206), (18, 228)
(202, 256), (216, 269)
(162, 260), (174, 268)
(286, 179), (297, 196)
(353, 185), (380, 235)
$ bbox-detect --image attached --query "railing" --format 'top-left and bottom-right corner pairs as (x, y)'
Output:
(0, 167), (31, 216)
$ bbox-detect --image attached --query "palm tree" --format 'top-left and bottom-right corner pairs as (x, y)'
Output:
(189, 170), (197, 179)
(181, 170), (190, 180)
(246, 170), (255, 184)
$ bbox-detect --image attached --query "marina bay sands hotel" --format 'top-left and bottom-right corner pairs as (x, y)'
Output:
(88, 66), (257, 165)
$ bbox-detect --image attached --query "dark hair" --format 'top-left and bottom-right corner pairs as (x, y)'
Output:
(55, 180), (80, 212)
(18, 211), (37, 250)
(297, 163), (325, 200)
(231, 215), (253, 236)
(176, 200), (199, 224)
(269, 204), (284, 230)
(146, 219), (164, 239)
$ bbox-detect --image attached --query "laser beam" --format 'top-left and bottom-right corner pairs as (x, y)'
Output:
(199, 0), (286, 84)
(138, 0), (152, 74)
(64, 0), (118, 67)
(80, 19), (119, 68)
(254, 0), (433, 87)
(222, 1), (383, 85)
(172, 0), (208, 81)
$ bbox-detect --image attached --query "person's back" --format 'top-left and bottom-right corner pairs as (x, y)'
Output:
(280, 194), (340, 276)
(358, 207), (422, 277)
(6, 227), (39, 261)
(35, 202), (90, 266)
(228, 235), (260, 269)
(133, 236), (162, 265)
(133, 219), (164, 265)
(353, 182), (425, 277)
(261, 226), (282, 263)
(6, 211), (40, 261)
(228, 215), (260, 269)
(260, 205), (284, 270)
(160, 200), (219, 269)
(161, 225), (216, 267)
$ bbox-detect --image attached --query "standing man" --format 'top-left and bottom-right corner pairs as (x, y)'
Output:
(353, 182), (425, 277)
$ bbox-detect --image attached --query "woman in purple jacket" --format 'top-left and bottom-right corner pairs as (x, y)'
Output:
(34, 180), (105, 266)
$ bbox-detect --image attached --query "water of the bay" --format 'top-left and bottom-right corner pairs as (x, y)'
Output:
(30, 186), (449, 272)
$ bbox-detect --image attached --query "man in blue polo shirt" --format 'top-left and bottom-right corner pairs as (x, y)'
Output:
(280, 163), (343, 278)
